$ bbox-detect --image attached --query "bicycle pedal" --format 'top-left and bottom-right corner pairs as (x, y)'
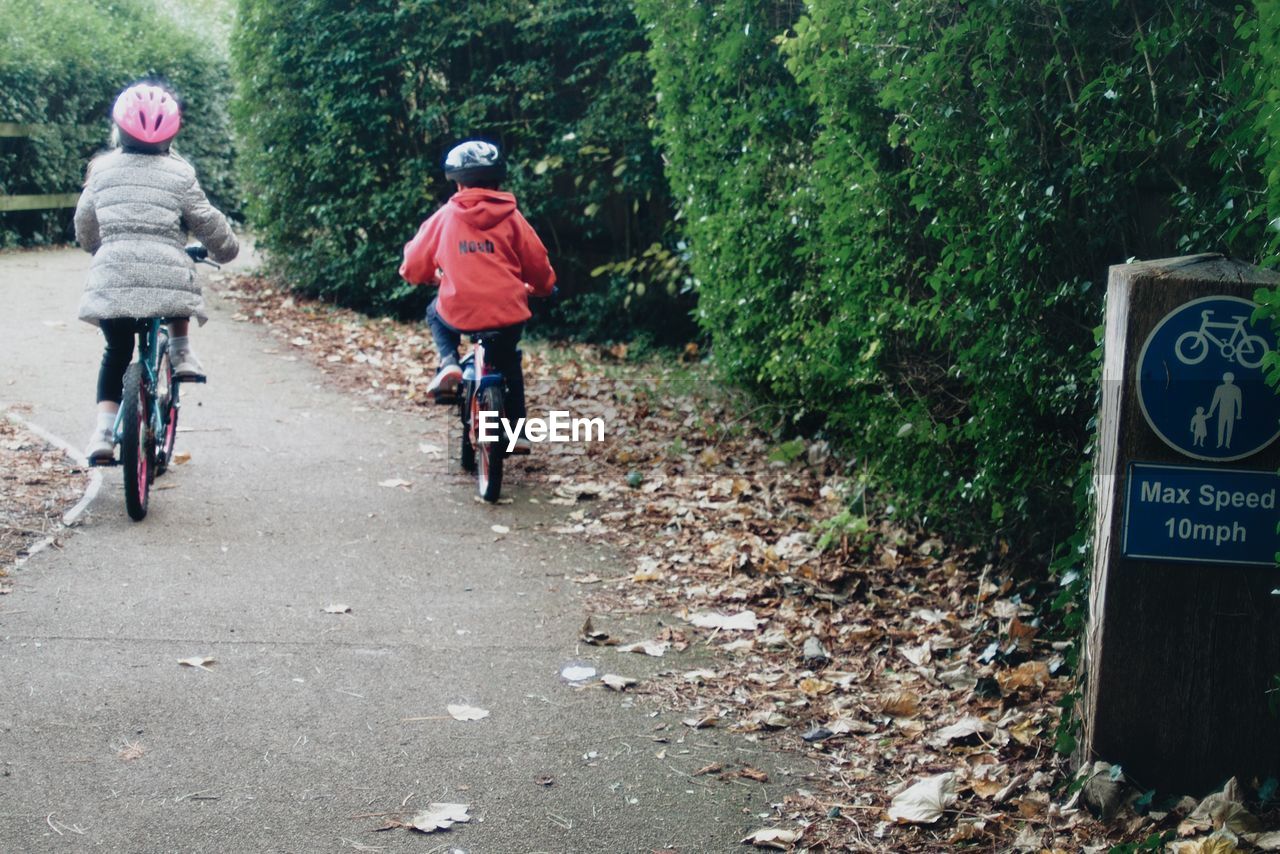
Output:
(174, 376), (207, 385)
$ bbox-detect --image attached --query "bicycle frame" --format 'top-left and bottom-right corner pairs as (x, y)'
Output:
(1196, 310), (1251, 350)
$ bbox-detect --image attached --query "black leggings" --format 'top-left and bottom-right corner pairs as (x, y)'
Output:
(96, 318), (145, 404)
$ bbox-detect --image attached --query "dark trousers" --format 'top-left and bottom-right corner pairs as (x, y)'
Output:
(96, 318), (143, 404)
(426, 298), (527, 423)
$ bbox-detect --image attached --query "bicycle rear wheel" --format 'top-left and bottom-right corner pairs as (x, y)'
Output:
(475, 385), (504, 503)
(120, 363), (153, 521)
(155, 338), (179, 475)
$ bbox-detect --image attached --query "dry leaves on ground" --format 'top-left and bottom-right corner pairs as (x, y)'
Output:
(0, 417), (88, 573)
(212, 273), (1280, 852)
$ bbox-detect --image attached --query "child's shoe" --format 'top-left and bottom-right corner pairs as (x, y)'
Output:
(428, 363), (463, 399)
(171, 346), (207, 382)
(85, 427), (115, 463)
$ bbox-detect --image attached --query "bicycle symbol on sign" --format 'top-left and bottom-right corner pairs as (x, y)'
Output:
(1174, 310), (1271, 369)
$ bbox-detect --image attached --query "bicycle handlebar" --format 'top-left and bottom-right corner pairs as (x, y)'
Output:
(186, 244), (220, 269)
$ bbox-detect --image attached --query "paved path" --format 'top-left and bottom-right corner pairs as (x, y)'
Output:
(0, 248), (800, 853)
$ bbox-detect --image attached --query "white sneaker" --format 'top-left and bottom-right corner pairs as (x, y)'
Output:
(427, 363), (462, 397)
(171, 349), (206, 382)
(85, 428), (115, 463)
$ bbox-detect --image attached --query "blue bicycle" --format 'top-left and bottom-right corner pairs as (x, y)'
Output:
(92, 245), (215, 520)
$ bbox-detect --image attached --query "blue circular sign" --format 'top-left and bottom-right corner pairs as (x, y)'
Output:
(1137, 295), (1280, 461)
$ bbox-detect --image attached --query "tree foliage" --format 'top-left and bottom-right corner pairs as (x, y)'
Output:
(638, 0), (1271, 552)
(232, 0), (692, 341)
(0, 0), (237, 246)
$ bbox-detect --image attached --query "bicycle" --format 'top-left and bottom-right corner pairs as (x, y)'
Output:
(449, 332), (516, 503)
(90, 244), (217, 520)
(1175, 309), (1271, 369)
(438, 288), (555, 503)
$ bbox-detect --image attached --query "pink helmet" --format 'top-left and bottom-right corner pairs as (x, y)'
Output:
(112, 83), (181, 146)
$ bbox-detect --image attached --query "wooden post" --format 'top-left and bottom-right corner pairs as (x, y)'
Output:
(1085, 254), (1280, 793)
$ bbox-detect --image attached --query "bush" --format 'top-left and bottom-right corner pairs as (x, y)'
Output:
(232, 0), (694, 342)
(0, 0), (237, 246)
(637, 0), (1271, 554)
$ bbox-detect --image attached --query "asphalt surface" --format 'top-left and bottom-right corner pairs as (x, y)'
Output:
(0, 247), (804, 853)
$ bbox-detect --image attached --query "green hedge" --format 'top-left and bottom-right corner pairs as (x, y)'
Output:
(637, 0), (1271, 553)
(232, 0), (693, 342)
(0, 0), (237, 246)
(1258, 1), (1280, 395)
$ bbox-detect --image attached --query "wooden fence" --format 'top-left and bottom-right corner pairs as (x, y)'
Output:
(0, 123), (83, 212)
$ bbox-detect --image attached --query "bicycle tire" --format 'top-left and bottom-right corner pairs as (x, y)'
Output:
(1174, 330), (1209, 365)
(459, 396), (476, 473)
(155, 338), (179, 475)
(1235, 334), (1269, 370)
(475, 385), (504, 503)
(120, 362), (152, 521)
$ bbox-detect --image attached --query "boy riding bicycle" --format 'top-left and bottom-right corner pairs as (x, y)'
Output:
(399, 140), (556, 453)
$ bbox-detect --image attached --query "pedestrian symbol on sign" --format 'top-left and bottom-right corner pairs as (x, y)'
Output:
(1137, 295), (1280, 462)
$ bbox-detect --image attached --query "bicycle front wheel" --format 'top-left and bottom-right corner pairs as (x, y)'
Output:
(475, 385), (504, 503)
(120, 363), (152, 521)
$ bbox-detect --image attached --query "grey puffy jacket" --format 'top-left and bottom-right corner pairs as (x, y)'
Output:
(74, 149), (238, 326)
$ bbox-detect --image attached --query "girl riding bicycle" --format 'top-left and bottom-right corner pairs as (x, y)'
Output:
(75, 81), (239, 462)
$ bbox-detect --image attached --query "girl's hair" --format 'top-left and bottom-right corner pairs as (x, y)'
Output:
(108, 124), (179, 156)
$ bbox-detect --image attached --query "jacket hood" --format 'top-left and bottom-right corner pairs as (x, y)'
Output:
(448, 188), (516, 231)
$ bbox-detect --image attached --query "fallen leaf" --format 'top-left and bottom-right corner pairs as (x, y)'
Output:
(571, 573), (602, 584)
(446, 704), (490, 722)
(178, 656), (215, 671)
(560, 664), (597, 682)
(692, 762), (725, 777)
(601, 673), (637, 691)
(888, 773), (957, 824)
(409, 802), (470, 833)
(738, 766), (769, 782)
(798, 677), (834, 697)
(322, 604), (351, 614)
(682, 714), (719, 729)
(378, 478), (411, 489)
(930, 717), (990, 748)
(580, 617), (617, 646)
(997, 660), (1050, 697)
(742, 827), (801, 849)
(880, 690), (920, 718)
(899, 643), (931, 667)
(618, 640), (669, 657)
(688, 610), (762, 631)
(491, 524), (510, 534)
(172, 451), (191, 465)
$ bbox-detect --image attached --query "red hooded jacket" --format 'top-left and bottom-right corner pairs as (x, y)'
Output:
(399, 188), (556, 331)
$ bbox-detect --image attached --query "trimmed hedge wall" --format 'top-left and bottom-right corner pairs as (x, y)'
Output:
(232, 0), (694, 342)
(0, 0), (237, 246)
(637, 0), (1272, 553)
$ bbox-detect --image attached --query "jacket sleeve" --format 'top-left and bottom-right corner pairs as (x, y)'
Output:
(399, 211), (443, 285)
(73, 186), (100, 254)
(515, 214), (556, 296)
(181, 171), (239, 264)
